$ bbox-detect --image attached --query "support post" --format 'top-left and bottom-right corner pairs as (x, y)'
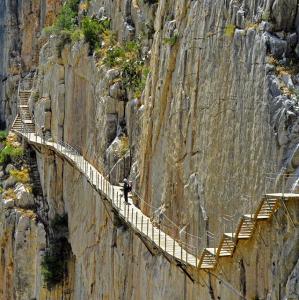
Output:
(173, 238), (175, 256)
(152, 222), (154, 240)
(124, 203), (126, 219)
(147, 219), (149, 236)
(159, 227), (161, 247)
(164, 233), (166, 251)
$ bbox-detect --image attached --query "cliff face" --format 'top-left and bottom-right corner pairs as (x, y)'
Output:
(1, 0), (299, 299)
(0, 0), (61, 128)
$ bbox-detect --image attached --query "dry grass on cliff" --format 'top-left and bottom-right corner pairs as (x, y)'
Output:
(117, 136), (129, 157)
(224, 24), (236, 37)
(3, 188), (17, 200)
(9, 168), (30, 184)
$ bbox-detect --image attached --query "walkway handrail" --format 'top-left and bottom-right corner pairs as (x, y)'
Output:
(11, 79), (299, 273)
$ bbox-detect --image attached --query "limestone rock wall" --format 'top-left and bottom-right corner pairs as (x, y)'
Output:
(31, 0), (299, 298)
(0, 0), (62, 128)
(0, 207), (46, 300)
(36, 145), (298, 300)
(137, 0), (299, 239)
(1, 0), (299, 299)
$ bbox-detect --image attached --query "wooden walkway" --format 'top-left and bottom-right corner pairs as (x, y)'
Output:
(10, 83), (299, 270)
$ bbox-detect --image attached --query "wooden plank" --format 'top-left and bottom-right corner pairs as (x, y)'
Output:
(13, 103), (299, 273)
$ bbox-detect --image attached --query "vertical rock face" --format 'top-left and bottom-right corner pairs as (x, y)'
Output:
(0, 0), (62, 128)
(137, 0), (299, 239)
(1, 0), (299, 299)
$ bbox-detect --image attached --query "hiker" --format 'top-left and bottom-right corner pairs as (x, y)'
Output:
(123, 178), (131, 204)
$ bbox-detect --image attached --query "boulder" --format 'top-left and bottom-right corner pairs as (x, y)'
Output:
(281, 74), (294, 90)
(109, 82), (125, 99)
(3, 176), (17, 189)
(5, 164), (16, 174)
(124, 22), (135, 41)
(268, 75), (281, 98)
(268, 34), (287, 57)
(3, 199), (15, 209)
(14, 183), (35, 208)
(260, 21), (273, 32)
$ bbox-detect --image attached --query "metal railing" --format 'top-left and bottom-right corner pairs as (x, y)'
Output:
(13, 77), (299, 268)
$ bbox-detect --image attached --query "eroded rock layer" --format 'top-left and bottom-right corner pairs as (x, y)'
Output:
(0, 0), (299, 299)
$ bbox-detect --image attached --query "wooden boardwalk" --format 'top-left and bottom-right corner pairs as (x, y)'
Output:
(11, 83), (299, 270)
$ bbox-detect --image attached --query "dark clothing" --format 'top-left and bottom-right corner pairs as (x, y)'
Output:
(123, 181), (131, 203)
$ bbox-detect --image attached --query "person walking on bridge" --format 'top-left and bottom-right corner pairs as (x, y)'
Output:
(123, 178), (131, 205)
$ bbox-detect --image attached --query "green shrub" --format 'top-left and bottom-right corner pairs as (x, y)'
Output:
(48, 0), (79, 33)
(81, 17), (111, 52)
(122, 59), (144, 91)
(56, 5), (77, 31)
(0, 131), (8, 141)
(67, 0), (80, 12)
(41, 237), (70, 289)
(71, 28), (84, 42)
(43, 0), (111, 54)
(41, 214), (71, 289)
(0, 145), (23, 164)
(101, 39), (149, 98)
(144, 0), (158, 4)
(103, 46), (126, 67)
(51, 214), (69, 234)
(163, 33), (179, 46)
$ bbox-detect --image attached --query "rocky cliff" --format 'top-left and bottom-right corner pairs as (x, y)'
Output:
(0, 0), (299, 299)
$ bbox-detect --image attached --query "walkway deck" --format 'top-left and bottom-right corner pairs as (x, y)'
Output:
(10, 83), (299, 271)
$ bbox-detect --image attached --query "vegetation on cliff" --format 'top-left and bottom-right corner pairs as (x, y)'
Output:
(41, 214), (71, 289)
(44, 0), (150, 100)
(0, 131), (23, 165)
(0, 133), (34, 198)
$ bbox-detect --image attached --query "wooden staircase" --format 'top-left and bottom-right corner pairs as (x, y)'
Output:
(197, 196), (282, 269)
(12, 86), (35, 133)
(11, 115), (24, 132)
